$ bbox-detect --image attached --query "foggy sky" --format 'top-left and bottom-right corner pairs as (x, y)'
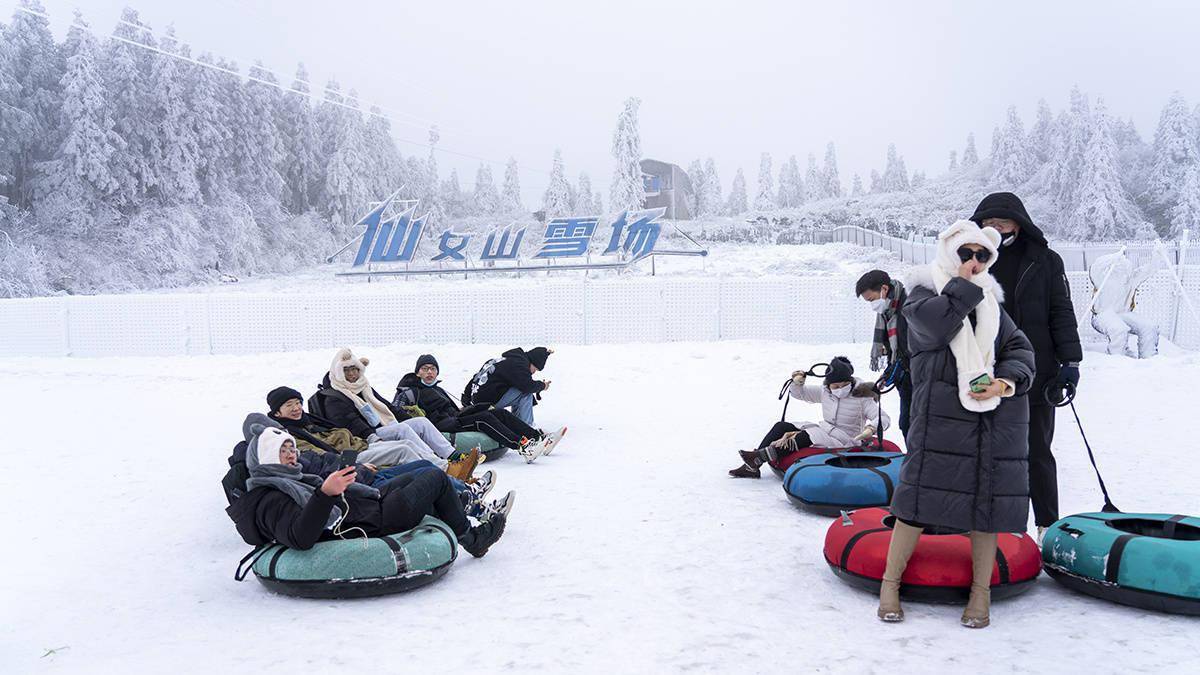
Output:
(27, 0), (1200, 209)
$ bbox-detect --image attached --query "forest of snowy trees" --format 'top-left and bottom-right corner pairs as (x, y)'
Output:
(2, 1), (1199, 298)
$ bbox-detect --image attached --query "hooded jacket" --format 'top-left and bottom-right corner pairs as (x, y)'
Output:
(312, 372), (410, 439)
(462, 348), (548, 406)
(395, 372), (463, 426)
(969, 193), (1082, 403)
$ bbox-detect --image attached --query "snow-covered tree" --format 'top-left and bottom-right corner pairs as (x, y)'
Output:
(881, 144), (909, 192)
(609, 97), (644, 212)
(277, 64), (321, 213)
(687, 159), (707, 216)
(805, 153), (824, 200)
(962, 133), (979, 167)
(991, 105), (1033, 188)
(472, 164), (500, 216)
(1028, 98), (1056, 165)
(363, 105), (401, 206)
(149, 27), (200, 205)
(1063, 100), (1142, 240)
(1051, 87), (1092, 208)
(322, 89), (371, 226)
(1170, 163), (1200, 239)
(727, 167), (747, 215)
(574, 171), (593, 214)
(103, 8), (159, 208)
(501, 157), (522, 214)
(754, 152), (775, 210)
(823, 142), (842, 198)
(543, 149), (571, 218)
(869, 170), (882, 193)
(1142, 92), (1199, 227)
(911, 171), (926, 189)
(776, 155), (804, 208)
(188, 53), (233, 199)
(440, 169), (466, 217)
(851, 173), (864, 196)
(948, 150), (958, 171)
(703, 158), (722, 216)
(1, 0), (64, 208)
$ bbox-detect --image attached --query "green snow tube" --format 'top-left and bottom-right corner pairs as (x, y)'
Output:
(1042, 512), (1200, 615)
(248, 516), (457, 599)
(444, 431), (508, 462)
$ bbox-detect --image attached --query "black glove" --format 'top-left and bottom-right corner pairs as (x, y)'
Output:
(1057, 364), (1080, 389)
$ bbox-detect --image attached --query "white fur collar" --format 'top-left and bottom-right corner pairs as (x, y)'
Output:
(904, 264), (1004, 303)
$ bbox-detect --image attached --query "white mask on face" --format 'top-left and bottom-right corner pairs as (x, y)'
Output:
(829, 384), (852, 398)
(869, 298), (890, 314)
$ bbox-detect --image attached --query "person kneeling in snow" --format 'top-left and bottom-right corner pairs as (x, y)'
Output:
(729, 356), (889, 478)
(312, 349), (480, 480)
(226, 425), (508, 557)
(395, 354), (561, 462)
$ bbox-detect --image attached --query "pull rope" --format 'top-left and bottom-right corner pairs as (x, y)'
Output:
(234, 546), (272, 582)
(1045, 381), (1120, 513)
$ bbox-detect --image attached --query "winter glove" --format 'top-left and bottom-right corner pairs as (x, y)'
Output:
(853, 425), (876, 442)
(870, 354), (886, 372)
(367, 432), (381, 444)
(1057, 363), (1080, 389)
(400, 404), (425, 418)
(791, 370), (807, 385)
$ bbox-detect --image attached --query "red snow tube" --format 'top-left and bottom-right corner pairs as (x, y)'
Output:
(823, 507), (1041, 602)
(769, 438), (902, 478)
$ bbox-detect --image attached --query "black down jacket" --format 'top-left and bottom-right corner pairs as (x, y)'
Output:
(889, 276), (1036, 533)
(970, 192), (1082, 403)
(395, 372), (462, 427)
(311, 373), (410, 439)
(461, 348), (546, 406)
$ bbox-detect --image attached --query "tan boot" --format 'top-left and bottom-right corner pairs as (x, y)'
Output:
(962, 532), (997, 629)
(446, 446), (481, 482)
(878, 520), (923, 622)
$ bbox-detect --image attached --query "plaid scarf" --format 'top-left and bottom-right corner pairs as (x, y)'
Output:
(869, 280), (905, 371)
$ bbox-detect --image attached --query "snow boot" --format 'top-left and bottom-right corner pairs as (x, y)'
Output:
(878, 520), (923, 622)
(729, 449), (765, 478)
(447, 446), (481, 482)
(961, 532), (996, 629)
(458, 513), (507, 558)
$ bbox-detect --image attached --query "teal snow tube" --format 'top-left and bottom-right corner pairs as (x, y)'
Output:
(250, 516), (457, 599)
(1041, 512), (1200, 615)
(443, 431), (508, 462)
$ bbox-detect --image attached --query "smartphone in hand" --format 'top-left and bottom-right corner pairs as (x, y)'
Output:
(338, 450), (359, 468)
(969, 373), (992, 393)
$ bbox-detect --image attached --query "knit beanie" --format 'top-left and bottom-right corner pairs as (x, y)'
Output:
(527, 347), (552, 370)
(267, 386), (303, 414)
(256, 426), (297, 466)
(415, 354), (439, 373)
(825, 356), (854, 385)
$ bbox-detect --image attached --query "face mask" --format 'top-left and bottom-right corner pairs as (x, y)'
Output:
(1000, 231), (1017, 247)
(829, 384), (852, 398)
(869, 298), (890, 314)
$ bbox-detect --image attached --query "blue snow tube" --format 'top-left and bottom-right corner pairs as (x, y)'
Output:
(1042, 512), (1200, 615)
(782, 451), (904, 516)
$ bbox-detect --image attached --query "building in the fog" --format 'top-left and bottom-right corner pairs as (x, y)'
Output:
(639, 159), (695, 220)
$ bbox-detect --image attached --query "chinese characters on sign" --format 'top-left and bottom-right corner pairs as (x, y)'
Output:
(352, 194), (666, 268)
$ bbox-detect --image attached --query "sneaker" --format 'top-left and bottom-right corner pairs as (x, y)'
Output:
(540, 427), (568, 455)
(472, 470), (496, 499)
(458, 513), (507, 558)
(487, 490), (516, 518)
(518, 438), (546, 464)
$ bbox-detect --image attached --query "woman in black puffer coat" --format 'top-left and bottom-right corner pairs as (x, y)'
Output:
(878, 220), (1035, 630)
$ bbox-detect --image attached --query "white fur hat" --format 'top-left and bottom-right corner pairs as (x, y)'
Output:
(256, 426), (297, 466)
(936, 220), (1002, 276)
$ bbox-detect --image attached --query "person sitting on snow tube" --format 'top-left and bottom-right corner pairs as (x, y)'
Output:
(729, 356), (889, 478)
(311, 349), (480, 481)
(226, 425), (508, 558)
(395, 354), (553, 461)
(877, 220), (1034, 629)
(462, 347), (554, 428)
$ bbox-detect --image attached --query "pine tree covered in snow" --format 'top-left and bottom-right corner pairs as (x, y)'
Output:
(754, 152), (775, 210)
(277, 64), (321, 213)
(805, 153), (824, 200)
(962, 133), (979, 167)
(1, 0), (63, 209)
(1052, 87), (1092, 209)
(472, 164), (500, 216)
(911, 171), (926, 189)
(574, 171), (594, 214)
(609, 97), (644, 212)
(992, 105), (1032, 188)
(851, 173), (864, 196)
(103, 8), (157, 208)
(687, 159), (707, 216)
(1028, 98), (1056, 165)
(869, 170), (882, 193)
(727, 168), (747, 215)
(440, 168), (465, 217)
(1062, 100), (1143, 240)
(149, 27), (200, 206)
(543, 149), (572, 218)
(776, 155), (804, 208)
(1142, 92), (1199, 230)
(823, 143), (842, 198)
(881, 144), (909, 192)
(703, 158), (722, 216)
(501, 157), (523, 214)
(948, 150), (958, 171)
(1170, 163), (1200, 239)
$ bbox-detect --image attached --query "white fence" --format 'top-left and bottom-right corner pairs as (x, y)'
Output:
(2, 270), (1196, 357)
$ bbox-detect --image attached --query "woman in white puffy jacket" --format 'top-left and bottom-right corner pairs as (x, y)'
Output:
(729, 356), (890, 478)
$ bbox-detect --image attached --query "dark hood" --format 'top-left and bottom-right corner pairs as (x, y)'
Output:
(969, 192), (1046, 247)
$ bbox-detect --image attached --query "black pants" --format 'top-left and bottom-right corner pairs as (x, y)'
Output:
(896, 367), (913, 439)
(379, 470), (470, 536)
(436, 408), (540, 449)
(1029, 404), (1059, 527)
(757, 422), (812, 459)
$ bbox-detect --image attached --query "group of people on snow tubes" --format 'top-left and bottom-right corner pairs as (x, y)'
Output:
(224, 345), (567, 561)
(728, 192), (1083, 630)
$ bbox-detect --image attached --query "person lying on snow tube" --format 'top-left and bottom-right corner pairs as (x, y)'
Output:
(226, 425), (508, 558)
(234, 413), (513, 520)
(877, 220), (1034, 629)
(267, 386), (478, 482)
(311, 349), (481, 481)
(729, 356), (890, 478)
(395, 354), (558, 462)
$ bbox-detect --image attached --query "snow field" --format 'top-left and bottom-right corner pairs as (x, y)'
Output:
(0, 341), (1196, 673)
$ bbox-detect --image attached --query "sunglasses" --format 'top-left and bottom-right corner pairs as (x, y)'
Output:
(956, 246), (992, 264)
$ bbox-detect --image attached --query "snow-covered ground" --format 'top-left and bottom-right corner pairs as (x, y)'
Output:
(137, 241), (905, 296)
(1, 341), (1196, 673)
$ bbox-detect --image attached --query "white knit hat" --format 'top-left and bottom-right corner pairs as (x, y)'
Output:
(935, 220), (1002, 277)
(256, 426), (297, 466)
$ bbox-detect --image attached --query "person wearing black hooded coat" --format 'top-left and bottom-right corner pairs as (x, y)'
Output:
(969, 192), (1082, 532)
(462, 347), (552, 426)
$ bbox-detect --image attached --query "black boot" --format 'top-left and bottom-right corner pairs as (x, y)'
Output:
(458, 513), (507, 558)
(728, 449), (765, 478)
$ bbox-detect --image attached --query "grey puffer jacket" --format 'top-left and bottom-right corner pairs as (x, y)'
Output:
(889, 274), (1036, 533)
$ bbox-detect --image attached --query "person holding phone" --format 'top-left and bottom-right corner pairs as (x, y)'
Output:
(877, 220), (1035, 629)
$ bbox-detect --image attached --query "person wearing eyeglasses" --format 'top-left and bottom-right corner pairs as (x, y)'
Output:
(878, 220), (1035, 629)
(969, 192), (1082, 543)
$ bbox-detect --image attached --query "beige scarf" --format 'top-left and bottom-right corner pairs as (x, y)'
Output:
(328, 348), (397, 426)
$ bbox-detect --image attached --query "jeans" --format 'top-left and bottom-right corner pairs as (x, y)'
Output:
(370, 460), (467, 492)
(494, 387), (536, 426)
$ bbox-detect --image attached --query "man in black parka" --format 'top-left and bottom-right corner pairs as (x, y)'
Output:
(970, 192), (1083, 534)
